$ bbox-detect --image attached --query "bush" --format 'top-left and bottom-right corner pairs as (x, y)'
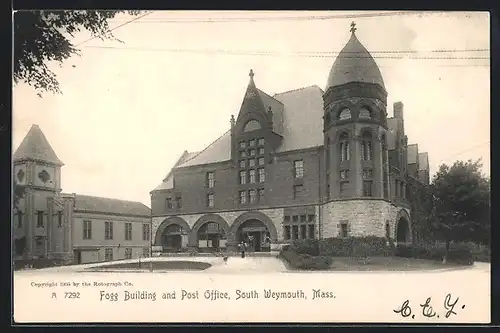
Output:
(318, 236), (392, 257)
(279, 247), (332, 270)
(289, 239), (320, 256)
(395, 244), (474, 265)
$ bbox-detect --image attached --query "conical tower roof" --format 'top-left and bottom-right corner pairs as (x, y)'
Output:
(325, 23), (385, 91)
(13, 124), (63, 165)
(236, 69), (268, 122)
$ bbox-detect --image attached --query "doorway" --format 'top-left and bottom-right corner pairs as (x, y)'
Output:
(238, 219), (271, 252)
(74, 250), (82, 264)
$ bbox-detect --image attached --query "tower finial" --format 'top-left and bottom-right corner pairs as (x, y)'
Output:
(350, 21), (357, 34)
(249, 69), (254, 79)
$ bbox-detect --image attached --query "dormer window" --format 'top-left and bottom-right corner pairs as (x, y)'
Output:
(243, 120), (261, 132)
(338, 108), (351, 121)
(359, 107), (371, 119)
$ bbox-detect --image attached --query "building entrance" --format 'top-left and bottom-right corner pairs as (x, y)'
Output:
(237, 219), (271, 252)
(161, 224), (184, 252)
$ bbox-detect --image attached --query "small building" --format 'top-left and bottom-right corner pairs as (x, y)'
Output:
(150, 24), (431, 253)
(13, 124), (151, 265)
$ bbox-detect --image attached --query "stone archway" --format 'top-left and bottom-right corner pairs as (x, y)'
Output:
(229, 211), (278, 252)
(395, 209), (412, 244)
(190, 214), (230, 251)
(154, 216), (191, 252)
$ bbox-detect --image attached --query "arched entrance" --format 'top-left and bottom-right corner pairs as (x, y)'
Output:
(236, 219), (272, 252)
(230, 211), (278, 253)
(154, 217), (191, 252)
(191, 214), (230, 253)
(395, 213), (411, 244)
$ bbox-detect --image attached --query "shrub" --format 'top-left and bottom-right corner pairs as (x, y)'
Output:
(289, 239), (320, 256)
(394, 244), (474, 265)
(318, 236), (391, 257)
(279, 247), (332, 270)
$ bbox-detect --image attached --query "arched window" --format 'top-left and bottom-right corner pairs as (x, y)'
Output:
(339, 132), (350, 161)
(243, 120), (261, 132)
(359, 107), (371, 119)
(360, 131), (372, 161)
(338, 108), (351, 121)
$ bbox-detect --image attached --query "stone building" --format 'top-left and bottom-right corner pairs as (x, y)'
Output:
(13, 125), (151, 264)
(150, 24), (430, 253)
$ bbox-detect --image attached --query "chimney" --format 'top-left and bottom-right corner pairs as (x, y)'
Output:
(394, 102), (404, 119)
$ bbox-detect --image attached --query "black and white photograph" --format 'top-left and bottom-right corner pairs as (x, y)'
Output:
(12, 10), (490, 323)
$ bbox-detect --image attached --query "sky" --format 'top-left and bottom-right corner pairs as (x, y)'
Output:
(13, 11), (490, 207)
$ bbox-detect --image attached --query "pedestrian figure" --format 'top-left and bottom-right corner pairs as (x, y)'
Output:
(239, 241), (246, 258)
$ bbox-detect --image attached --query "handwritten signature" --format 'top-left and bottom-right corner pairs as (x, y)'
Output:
(393, 294), (465, 319)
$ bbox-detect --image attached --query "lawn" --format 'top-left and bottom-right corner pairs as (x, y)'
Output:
(327, 256), (462, 271)
(88, 260), (212, 271)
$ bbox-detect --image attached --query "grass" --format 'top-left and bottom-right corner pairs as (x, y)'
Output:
(90, 260), (212, 271)
(327, 256), (462, 271)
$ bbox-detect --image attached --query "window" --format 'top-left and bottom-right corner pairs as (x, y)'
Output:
(166, 198), (173, 209)
(300, 225), (307, 239)
(143, 224), (150, 241)
(125, 222), (132, 241)
(57, 211), (63, 227)
(340, 223), (349, 237)
(258, 148), (265, 155)
(105, 221), (113, 240)
(292, 215), (299, 223)
(361, 132), (372, 161)
(258, 168), (265, 182)
(308, 215), (315, 223)
(249, 139), (256, 147)
(284, 216), (291, 223)
(244, 120), (261, 132)
(143, 247), (150, 258)
(258, 188), (264, 201)
(340, 182), (348, 197)
(359, 107), (371, 119)
(207, 193), (215, 208)
(104, 248), (113, 261)
(239, 141), (246, 149)
(17, 211), (22, 228)
(300, 215), (307, 223)
(339, 108), (351, 120)
(239, 191), (247, 204)
(258, 157), (265, 166)
(292, 225), (299, 240)
(362, 169), (372, 179)
(239, 160), (246, 169)
(125, 248), (132, 260)
(207, 172), (215, 188)
(176, 197), (182, 209)
(249, 159), (256, 167)
(249, 189), (257, 203)
(249, 169), (256, 183)
(340, 170), (348, 180)
(37, 211), (44, 227)
(294, 160), (304, 179)
(249, 149), (256, 157)
(240, 151), (247, 158)
(339, 133), (350, 161)
(284, 226), (291, 240)
(363, 180), (373, 197)
(293, 185), (304, 199)
(258, 138), (265, 146)
(83, 220), (92, 240)
(239, 171), (247, 184)
(308, 224), (315, 239)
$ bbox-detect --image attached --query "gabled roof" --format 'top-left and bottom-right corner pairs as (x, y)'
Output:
(74, 194), (151, 217)
(14, 124), (63, 165)
(407, 144), (419, 164)
(418, 152), (429, 171)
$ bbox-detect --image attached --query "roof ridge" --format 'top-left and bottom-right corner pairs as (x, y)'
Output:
(273, 85), (322, 97)
(177, 129), (231, 167)
(257, 89), (284, 105)
(75, 194), (147, 205)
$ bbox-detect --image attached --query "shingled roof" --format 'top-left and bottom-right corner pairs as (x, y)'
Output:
(14, 124), (63, 165)
(73, 194), (151, 217)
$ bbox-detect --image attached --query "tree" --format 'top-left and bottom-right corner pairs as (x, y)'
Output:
(430, 159), (490, 263)
(12, 179), (27, 261)
(14, 10), (142, 97)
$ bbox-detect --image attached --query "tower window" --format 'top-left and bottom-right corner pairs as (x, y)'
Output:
(258, 188), (265, 201)
(239, 141), (246, 149)
(249, 139), (256, 147)
(166, 198), (173, 210)
(249, 169), (256, 184)
(339, 133), (350, 161)
(359, 107), (371, 119)
(239, 160), (246, 168)
(249, 189), (257, 203)
(339, 108), (352, 120)
(258, 157), (265, 166)
(361, 131), (373, 161)
(37, 211), (44, 228)
(340, 170), (348, 180)
(239, 171), (247, 185)
(258, 138), (265, 146)
(57, 211), (63, 227)
(249, 159), (256, 167)
(239, 191), (247, 204)
(363, 180), (373, 197)
(206, 172), (215, 188)
(258, 168), (265, 182)
(362, 169), (372, 179)
(207, 193), (215, 208)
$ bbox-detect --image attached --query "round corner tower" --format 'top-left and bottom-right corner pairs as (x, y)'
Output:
(321, 22), (393, 239)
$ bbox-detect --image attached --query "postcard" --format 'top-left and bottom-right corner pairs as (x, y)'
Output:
(12, 10), (491, 324)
